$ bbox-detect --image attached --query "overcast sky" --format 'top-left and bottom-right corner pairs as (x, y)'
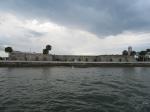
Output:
(0, 0), (150, 56)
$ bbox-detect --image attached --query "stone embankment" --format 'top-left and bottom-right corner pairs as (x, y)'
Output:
(0, 61), (150, 67)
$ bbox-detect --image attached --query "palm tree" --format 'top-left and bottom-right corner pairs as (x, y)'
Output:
(131, 51), (136, 56)
(122, 50), (128, 56)
(46, 45), (52, 51)
(43, 49), (49, 55)
(5, 47), (13, 53)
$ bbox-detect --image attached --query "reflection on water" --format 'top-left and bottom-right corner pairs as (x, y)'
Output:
(0, 67), (150, 112)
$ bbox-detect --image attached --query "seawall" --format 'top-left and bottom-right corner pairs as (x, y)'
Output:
(0, 61), (150, 67)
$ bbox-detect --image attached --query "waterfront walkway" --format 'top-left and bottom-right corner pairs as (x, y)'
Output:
(0, 61), (150, 67)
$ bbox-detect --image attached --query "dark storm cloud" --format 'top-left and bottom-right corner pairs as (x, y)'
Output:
(0, 0), (150, 36)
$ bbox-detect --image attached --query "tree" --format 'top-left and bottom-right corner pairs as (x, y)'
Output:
(0, 57), (3, 60)
(122, 50), (128, 56)
(46, 45), (52, 51)
(146, 49), (150, 52)
(5, 47), (13, 53)
(43, 49), (49, 55)
(139, 51), (147, 56)
(139, 51), (147, 61)
(131, 51), (136, 56)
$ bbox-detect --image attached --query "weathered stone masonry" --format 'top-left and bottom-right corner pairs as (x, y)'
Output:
(9, 51), (136, 62)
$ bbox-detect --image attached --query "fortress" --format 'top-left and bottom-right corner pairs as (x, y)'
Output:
(3, 46), (150, 67)
(6, 45), (138, 62)
(9, 51), (136, 62)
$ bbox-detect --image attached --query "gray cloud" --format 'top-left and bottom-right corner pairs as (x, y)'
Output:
(25, 29), (46, 38)
(0, 46), (4, 51)
(0, 0), (150, 36)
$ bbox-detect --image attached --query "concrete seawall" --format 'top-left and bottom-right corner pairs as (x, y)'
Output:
(0, 61), (150, 67)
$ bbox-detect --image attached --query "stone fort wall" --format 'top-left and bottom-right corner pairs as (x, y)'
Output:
(9, 51), (52, 61)
(53, 55), (136, 62)
(9, 51), (136, 62)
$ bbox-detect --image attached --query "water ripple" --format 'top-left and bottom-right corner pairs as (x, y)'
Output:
(0, 67), (150, 112)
